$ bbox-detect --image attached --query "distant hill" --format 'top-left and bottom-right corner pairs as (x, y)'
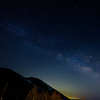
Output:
(0, 67), (70, 100)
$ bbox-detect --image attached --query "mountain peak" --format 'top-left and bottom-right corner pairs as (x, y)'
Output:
(0, 67), (70, 100)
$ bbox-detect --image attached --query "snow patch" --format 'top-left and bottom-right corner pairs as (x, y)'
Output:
(41, 80), (46, 85)
(27, 79), (34, 85)
(41, 80), (53, 91)
(27, 80), (32, 83)
(48, 86), (53, 91)
(24, 78), (34, 85)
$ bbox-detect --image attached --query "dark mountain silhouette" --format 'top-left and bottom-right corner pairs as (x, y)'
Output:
(0, 67), (70, 100)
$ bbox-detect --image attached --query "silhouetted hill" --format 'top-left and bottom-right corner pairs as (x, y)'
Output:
(0, 67), (70, 100)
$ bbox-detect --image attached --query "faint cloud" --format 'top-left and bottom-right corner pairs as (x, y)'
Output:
(55, 53), (64, 60)
(66, 57), (71, 62)
(81, 66), (92, 72)
(2, 23), (27, 37)
(95, 73), (99, 77)
(77, 65), (100, 77)
(65, 53), (100, 78)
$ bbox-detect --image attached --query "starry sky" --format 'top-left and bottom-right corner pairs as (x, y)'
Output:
(0, 0), (100, 100)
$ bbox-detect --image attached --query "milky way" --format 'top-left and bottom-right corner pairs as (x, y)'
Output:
(0, 0), (100, 100)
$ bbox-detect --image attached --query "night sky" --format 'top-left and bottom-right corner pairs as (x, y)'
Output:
(0, 0), (100, 100)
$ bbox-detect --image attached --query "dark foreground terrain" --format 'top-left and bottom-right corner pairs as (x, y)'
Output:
(0, 67), (70, 100)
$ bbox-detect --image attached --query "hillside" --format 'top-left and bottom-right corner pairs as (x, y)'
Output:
(0, 67), (70, 100)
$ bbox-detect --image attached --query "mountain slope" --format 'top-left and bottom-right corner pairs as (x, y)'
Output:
(0, 67), (70, 100)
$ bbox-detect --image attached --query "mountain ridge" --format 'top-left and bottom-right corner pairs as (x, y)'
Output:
(0, 67), (70, 100)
